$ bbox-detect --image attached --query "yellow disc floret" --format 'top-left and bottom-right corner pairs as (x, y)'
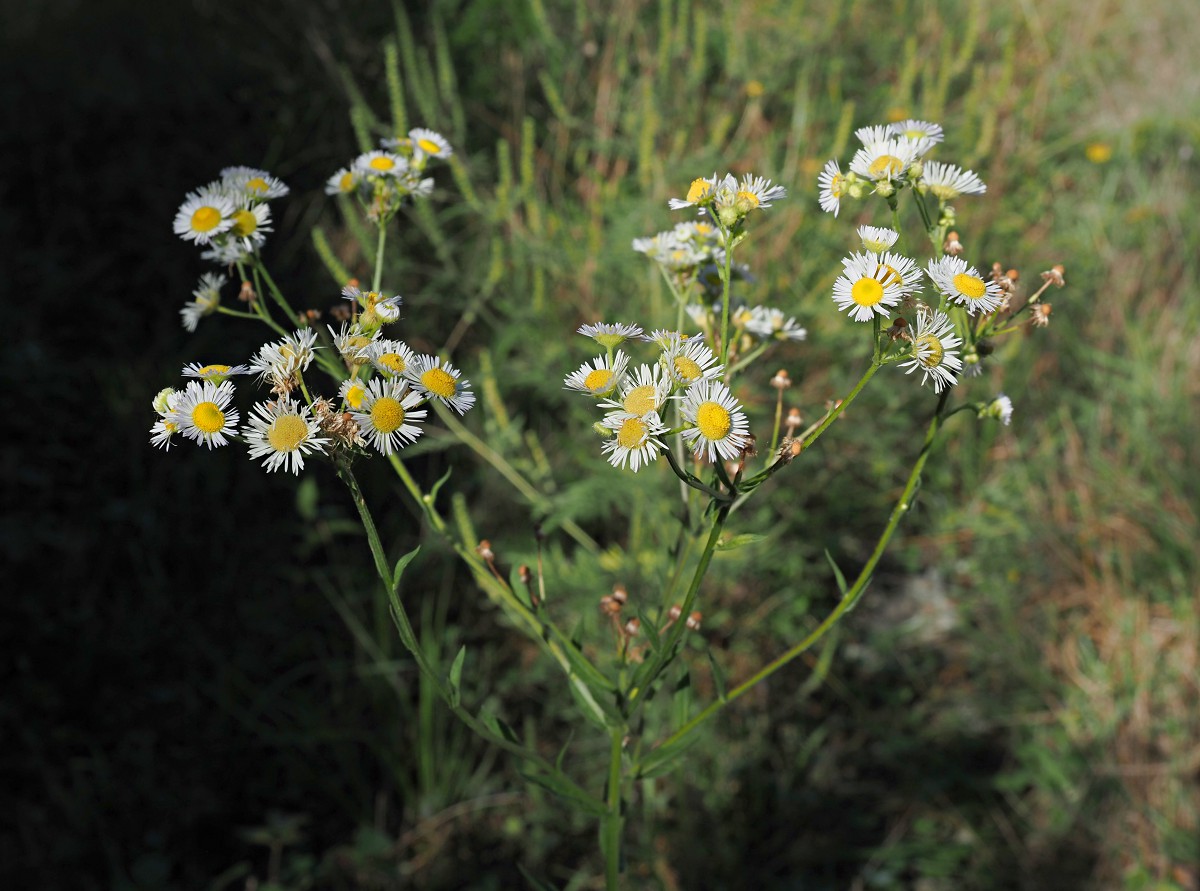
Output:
(267, 415), (308, 452)
(673, 356), (702, 382)
(686, 178), (713, 203)
(583, 369), (613, 393)
(868, 155), (904, 178)
(420, 367), (458, 399)
(417, 138), (442, 154)
(231, 209), (258, 237)
(616, 417), (648, 449)
(953, 273), (987, 300)
(369, 156), (395, 172)
(378, 353), (407, 374)
(245, 176), (269, 194)
(345, 382), (366, 409)
(851, 277), (885, 307)
(696, 402), (732, 441)
(191, 206), (222, 233)
(371, 396), (405, 433)
(192, 402), (226, 434)
(623, 385), (657, 416)
(916, 334), (945, 367)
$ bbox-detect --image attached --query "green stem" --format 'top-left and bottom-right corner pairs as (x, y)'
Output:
(724, 340), (770, 378)
(372, 223), (387, 292)
(800, 362), (879, 451)
(253, 259), (300, 324)
(719, 234), (734, 371)
(603, 729), (624, 889)
(768, 385), (784, 458)
(647, 393), (948, 759)
(660, 445), (730, 503)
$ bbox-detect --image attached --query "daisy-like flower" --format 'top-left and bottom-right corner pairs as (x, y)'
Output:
(832, 252), (906, 322)
(149, 387), (181, 451)
(900, 309), (963, 393)
(199, 238), (252, 267)
(745, 306), (808, 342)
(857, 225), (899, 252)
(405, 355), (475, 415)
(327, 322), (379, 366)
(353, 150), (408, 177)
(679, 379), (751, 463)
(226, 202), (272, 250)
(409, 127), (453, 159)
(250, 328), (319, 385)
(925, 256), (1004, 315)
(350, 377), (427, 455)
(600, 364), (668, 418)
(849, 137), (930, 182)
(577, 321), (644, 350)
(341, 284), (403, 318)
(182, 362), (251, 382)
(725, 173), (787, 212)
(854, 124), (895, 145)
(171, 380), (239, 449)
(564, 350), (630, 397)
(668, 173), (719, 210)
(173, 187), (236, 244)
(369, 339), (416, 377)
(221, 166), (289, 202)
(325, 167), (359, 196)
(600, 410), (668, 472)
(919, 161), (986, 200)
(180, 272), (226, 332)
(338, 376), (370, 411)
(660, 334), (723, 387)
(817, 160), (849, 216)
(889, 119), (944, 144)
(243, 399), (329, 473)
(979, 394), (1014, 425)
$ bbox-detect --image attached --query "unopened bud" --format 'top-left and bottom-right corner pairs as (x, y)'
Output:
(611, 584), (628, 606)
(152, 387), (176, 414)
(476, 539), (494, 561)
(685, 611), (703, 631)
(599, 595), (620, 616)
(770, 369), (792, 389)
(238, 280), (257, 303)
(785, 407), (802, 432)
(667, 604), (682, 623)
(874, 181), (895, 198)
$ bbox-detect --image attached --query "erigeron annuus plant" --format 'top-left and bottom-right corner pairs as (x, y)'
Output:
(151, 116), (1063, 886)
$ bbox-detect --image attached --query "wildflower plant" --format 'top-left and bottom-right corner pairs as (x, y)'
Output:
(151, 114), (1064, 886)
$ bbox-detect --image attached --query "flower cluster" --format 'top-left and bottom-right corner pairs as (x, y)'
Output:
(324, 126), (453, 222)
(151, 306), (474, 471)
(668, 172), (786, 229)
(564, 324), (750, 472)
(173, 166), (288, 263)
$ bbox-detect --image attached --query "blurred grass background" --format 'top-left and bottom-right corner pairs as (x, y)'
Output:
(3, 0), (1197, 888)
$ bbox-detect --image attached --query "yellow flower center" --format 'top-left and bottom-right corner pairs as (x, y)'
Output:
(929, 184), (958, 200)
(623, 385), (658, 416)
(378, 353), (407, 374)
(953, 273), (987, 300)
(192, 402), (225, 434)
(686, 178), (713, 203)
(339, 171), (356, 192)
(696, 402), (732, 441)
(246, 176), (269, 194)
(830, 173), (846, 197)
(369, 156), (395, 172)
(916, 333), (945, 367)
(191, 206), (222, 232)
(851, 277), (885, 307)
(735, 189), (760, 208)
(345, 383), (366, 409)
(695, 223), (713, 235)
(231, 209), (258, 237)
(673, 356), (702, 382)
(164, 420), (180, 434)
(196, 364), (230, 376)
(583, 368), (614, 393)
(875, 263), (903, 288)
(901, 127), (925, 140)
(417, 138), (442, 154)
(371, 396), (406, 433)
(420, 367), (458, 399)
(616, 417), (648, 449)
(267, 414), (309, 452)
(868, 154), (904, 178)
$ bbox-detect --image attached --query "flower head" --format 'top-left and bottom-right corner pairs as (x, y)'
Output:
(832, 251), (908, 322)
(817, 160), (849, 216)
(173, 187), (235, 244)
(925, 256), (1004, 315)
(171, 380), (240, 449)
(600, 364), (669, 418)
(980, 394), (1014, 425)
(577, 321), (644, 350)
(745, 306), (807, 342)
(889, 119), (944, 144)
(182, 362), (251, 383)
(180, 272), (226, 332)
(659, 334), (722, 387)
(325, 167), (359, 196)
(668, 174), (719, 210)
(919, 161), (986, 200)
(679, 379), (750, 463)
(899, 309), (963, 393)
(564, 351), (630, 397)
(405, 355), (475, 414)
(369, 339), (416, 377)
(353, 150), (408, 178)
(857, 225), (899, 252)
(600, 410), (668, 472)
(350, 377), (427, 455)
(408, 127), (453, 159)
(338, 376), (370, 411)
(243, 399), (330, 473)
(849, 137), (930, 182)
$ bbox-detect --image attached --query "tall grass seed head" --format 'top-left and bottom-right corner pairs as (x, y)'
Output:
(679, 379), (751, 464)
(405, 355), (475, 415)
(243, 398), (330, 474)
(170, 379), (240, 449)
(350, 377), (427, 455)
(925, 256), (1004, 315)
(564, 350), (630, 397)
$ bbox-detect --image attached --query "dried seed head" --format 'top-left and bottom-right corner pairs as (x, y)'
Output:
(611, 584), (628, 606)
(886, 316), (912, 342)
(785, 407), (802, 432)
(686, 611), (703, 631)
(944, 231), (964, 256)
(1041, 264), (1066, 287)
(238, 280), (257, 304)
(740, 433), (758, 459)
(477, 540), (495, 561)
(668, 604), (682, 623)
(777, 437), (803, 464)
(1031, 303), (1053, 327)
(519, 565), (532, 585)
(623, 617), (641, 637)
(770, 369), (792, 390)
(599, 595), (621, 616)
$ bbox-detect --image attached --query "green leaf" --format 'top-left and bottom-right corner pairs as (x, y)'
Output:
(636, 729), (706, 779)
(715, 532), (768, 551)
(294, 476), (319, 521)
(447, 645), (466, 708)
(479, 710), (521, 745)
(392, 546), (421, 594)
(705, 645), (728, 702)
(636, 606), (662, 654)
(824, 548), (849, 596)
(428, 467), (453, 505)
(519, 768), (607, 817)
